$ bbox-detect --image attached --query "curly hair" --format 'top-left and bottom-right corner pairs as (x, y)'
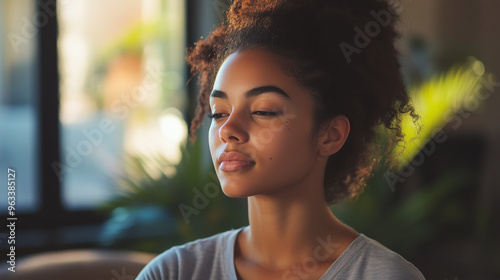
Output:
(186, 0), (418, 204)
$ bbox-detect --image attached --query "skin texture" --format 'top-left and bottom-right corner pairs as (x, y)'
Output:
(208, 49), (360, 279)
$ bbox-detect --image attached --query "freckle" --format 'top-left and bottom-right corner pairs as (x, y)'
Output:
(270, 157), (273, 160)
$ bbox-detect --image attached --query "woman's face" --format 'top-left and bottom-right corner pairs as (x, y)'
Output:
(209, 48), (322, 198)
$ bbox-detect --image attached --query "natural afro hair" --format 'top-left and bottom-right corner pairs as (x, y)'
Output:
(186, 0), (418, 204)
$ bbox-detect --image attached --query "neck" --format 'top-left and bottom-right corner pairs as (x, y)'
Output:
(239, 178), (356, 270)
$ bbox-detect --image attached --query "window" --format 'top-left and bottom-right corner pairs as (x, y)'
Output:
(0, 0), (40, 214)
(0, 0), (187, 255)
(57, 0), (187, 210)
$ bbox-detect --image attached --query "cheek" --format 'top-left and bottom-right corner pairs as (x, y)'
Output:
(208, 124), (220, 160)
(208, 124), (215, 146)
(257, 120), (314, 166)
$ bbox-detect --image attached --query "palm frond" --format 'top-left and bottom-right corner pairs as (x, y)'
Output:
(395, 57), (488, 166)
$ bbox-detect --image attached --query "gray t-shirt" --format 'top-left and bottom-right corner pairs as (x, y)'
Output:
(136, 226), (426, 280)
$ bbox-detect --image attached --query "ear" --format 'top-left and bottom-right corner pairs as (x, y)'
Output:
(317, 115), (350, 157)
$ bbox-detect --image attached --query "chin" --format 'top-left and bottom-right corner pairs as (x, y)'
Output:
(220, 182), (258, 198)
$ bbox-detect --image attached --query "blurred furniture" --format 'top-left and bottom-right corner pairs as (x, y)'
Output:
(0, 249), (155, 280)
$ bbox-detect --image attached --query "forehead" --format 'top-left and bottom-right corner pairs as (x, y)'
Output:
(212, 49), (300, 96)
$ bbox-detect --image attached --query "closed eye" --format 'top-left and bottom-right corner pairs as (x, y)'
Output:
(253, 111), (280, 117)
(207, 113), (227, 120)
(207, 111), (281, 120)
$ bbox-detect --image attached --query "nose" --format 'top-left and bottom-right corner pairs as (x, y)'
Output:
(219, 112), (249, 144)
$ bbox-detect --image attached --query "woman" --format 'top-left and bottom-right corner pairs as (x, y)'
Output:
(138, 0), (425, 279)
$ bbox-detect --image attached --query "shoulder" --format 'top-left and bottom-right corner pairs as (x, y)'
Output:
(136, 227), (244, 280)
(330, 235), (426, 280)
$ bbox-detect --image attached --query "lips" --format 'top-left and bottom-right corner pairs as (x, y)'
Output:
(218, 151), (255, 172)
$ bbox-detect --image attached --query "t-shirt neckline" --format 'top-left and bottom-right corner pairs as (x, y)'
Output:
(226, 226), (367, 280)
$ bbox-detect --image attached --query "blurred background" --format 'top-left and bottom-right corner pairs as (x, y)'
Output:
(0, 0), (499, 279)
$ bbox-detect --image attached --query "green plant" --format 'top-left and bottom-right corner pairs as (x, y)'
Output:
(101, 57), (495, 260)
(396, 57), (489, 165)
(100, 140), (247, 253)
(332, 57), (495, 261)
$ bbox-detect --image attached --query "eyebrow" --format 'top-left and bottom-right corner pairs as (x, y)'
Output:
(210, 85), (291, 100)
